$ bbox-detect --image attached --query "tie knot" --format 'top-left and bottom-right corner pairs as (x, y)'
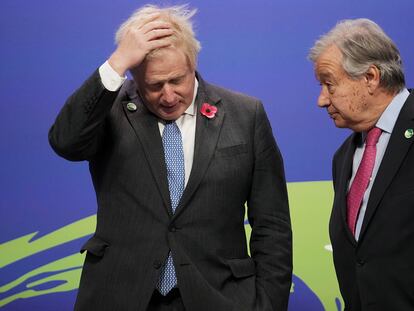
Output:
(365, 127), (382, 146)
(164, 120), (176, 125)
(163, 121), (179, 132)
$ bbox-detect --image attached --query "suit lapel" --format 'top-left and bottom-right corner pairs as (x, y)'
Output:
(121, 82), (172, 216)
(359, 93), (414, 239)
(173, 76), (224, 219)
(119, 75), (225, 218)
(337, 133), (359, 245)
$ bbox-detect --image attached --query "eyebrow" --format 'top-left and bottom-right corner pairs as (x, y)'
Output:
(144, 71), (187, 84)
(318, 71), (335, 82)
(146, 74), (186, 85)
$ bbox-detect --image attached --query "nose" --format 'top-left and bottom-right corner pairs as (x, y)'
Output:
(317, 87), (330, 108)
(161, 84), (176, 104)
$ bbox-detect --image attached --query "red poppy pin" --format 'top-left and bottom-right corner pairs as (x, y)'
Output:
(200, 103), (218, 119)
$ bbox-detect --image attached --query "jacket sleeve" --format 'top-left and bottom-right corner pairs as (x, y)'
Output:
(48, 70), (120, 161)
(247, 101), (292, 310)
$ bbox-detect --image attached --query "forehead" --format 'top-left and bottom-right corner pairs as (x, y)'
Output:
(315, 45), (345, 79)
(140, 48), (190, 82)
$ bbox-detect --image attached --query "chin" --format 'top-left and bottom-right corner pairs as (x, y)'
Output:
(160, 112), (181, 121)
(333, 121), (348, 129)
(163, 108), (188, 121)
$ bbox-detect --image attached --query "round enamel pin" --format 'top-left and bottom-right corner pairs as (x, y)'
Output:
(404, 129), (414, 139)
(126, 102), (137, 111)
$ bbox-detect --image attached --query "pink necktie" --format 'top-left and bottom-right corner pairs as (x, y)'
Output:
(347, 127), (382, 235)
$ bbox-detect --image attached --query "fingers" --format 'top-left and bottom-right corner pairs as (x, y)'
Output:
(139, 18), (174, 45)
(111, 13), (175, 73)
(137, 12), (162, 28)
(145, 28), (174, 41)
(147, 38), (172, 51)
(121, 18), (173, 48)
(140, 20), (172, 35)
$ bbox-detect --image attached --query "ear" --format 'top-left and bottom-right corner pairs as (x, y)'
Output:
(364, 65), (381, 94)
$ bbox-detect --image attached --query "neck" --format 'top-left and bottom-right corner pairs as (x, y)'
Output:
(352, 90), (397, 132)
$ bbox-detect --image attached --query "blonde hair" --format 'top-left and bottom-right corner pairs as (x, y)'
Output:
(115, 4), (201, 70)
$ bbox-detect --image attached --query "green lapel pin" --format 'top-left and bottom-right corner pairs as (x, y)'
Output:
(126, 102), (137, 112)
(404, 128), (414, 139)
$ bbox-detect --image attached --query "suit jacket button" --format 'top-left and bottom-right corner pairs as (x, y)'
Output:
(153, 260), (162, 269)
(357, 259), (365, 266)
(169, 225), (177, 232)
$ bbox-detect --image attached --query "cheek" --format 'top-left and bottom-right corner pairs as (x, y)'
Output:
(359, 94), (368, 109)
(350, 87), (367, 112)
(177, 87), (194, 103)
(331, 93), (348, 111)
(333, 87), (365, 113)
(145, 91), (161, 102)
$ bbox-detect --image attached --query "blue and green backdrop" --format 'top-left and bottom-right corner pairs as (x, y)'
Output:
(1, 1), (413, 310)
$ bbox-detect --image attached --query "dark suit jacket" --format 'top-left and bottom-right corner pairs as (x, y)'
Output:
(330, 90), (414, 311)
(49, 70), (292, 311)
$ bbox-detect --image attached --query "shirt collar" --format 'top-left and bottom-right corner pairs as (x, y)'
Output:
(183, 77), (199, 116)
(376, 88), (410, 134)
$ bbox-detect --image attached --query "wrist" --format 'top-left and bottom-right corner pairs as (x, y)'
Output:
(108, 52), (129, 77)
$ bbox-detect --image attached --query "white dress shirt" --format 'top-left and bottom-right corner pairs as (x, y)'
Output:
(350, 88), (410, 240)
(99, 61), (198, 186)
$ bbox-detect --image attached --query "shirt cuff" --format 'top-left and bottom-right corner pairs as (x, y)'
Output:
(99, 61), (127, 92)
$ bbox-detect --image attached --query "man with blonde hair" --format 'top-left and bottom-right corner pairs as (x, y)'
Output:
(310, 18), (414, 310)
(50, 4), (292, 311)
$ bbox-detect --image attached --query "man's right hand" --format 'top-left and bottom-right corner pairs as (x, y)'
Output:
(108, 13), (174, 76)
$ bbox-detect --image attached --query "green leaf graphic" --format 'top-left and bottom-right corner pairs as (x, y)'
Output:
(0, 182), (343, 310)
(0, 215), (95, 268)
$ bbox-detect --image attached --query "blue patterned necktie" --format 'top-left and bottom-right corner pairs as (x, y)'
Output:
(157, 121), (185, 295)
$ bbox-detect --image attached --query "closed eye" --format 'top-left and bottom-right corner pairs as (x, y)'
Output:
(147, 82), (163, 91)
(169, 77), (184, 85)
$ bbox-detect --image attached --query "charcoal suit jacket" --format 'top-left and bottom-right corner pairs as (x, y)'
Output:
(49, 70), (292, 311)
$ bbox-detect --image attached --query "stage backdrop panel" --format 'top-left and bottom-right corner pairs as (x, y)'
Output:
(1, 1), (413, 310)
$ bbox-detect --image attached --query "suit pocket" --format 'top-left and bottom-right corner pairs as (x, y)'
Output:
(227, 257), (256, 278)
(216, 143), (247, 157)
(80, 236), (109, 257)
